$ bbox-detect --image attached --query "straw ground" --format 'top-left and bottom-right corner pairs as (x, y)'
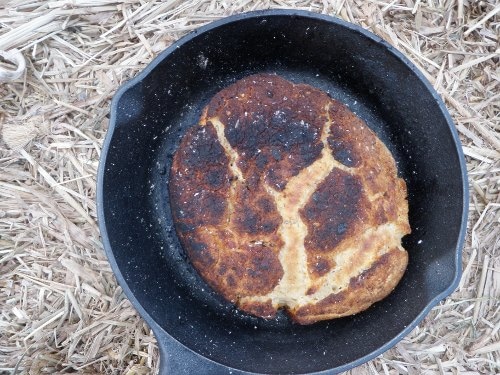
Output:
(0, 0), (498, 374)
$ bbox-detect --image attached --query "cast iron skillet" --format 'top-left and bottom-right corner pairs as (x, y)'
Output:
(97, 10), (468, 375)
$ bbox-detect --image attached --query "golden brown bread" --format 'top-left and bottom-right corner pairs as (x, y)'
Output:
(169, 73), (411, 325)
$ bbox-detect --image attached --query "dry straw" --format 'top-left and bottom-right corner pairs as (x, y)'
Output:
(0, 0), (498, 374)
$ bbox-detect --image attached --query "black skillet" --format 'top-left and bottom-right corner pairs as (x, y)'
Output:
(97, 10), (469, 375)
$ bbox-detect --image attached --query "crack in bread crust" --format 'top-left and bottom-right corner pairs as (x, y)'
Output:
(209, 116), (245, 183)
(169, 73), (411, 324)
(240, 104), (340, 306)
(208, 116), (245, 226)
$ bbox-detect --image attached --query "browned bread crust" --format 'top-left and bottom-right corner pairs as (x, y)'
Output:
(169, 74), (410, 325)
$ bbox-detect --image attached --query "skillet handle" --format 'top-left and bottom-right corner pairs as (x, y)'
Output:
(149, 320), (248, 374)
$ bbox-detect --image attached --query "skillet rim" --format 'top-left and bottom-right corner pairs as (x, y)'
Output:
(97, 9), (469, 374)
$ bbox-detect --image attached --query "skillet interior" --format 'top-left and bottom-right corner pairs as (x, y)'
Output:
(99, 11), (467, 374)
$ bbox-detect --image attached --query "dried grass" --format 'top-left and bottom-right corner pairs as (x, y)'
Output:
(0, 0), (498, 374)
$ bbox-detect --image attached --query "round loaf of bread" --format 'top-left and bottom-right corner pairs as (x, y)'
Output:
(169, 74), (410, 325)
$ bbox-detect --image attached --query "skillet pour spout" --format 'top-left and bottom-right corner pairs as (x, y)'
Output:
(97, 9), (468, 375)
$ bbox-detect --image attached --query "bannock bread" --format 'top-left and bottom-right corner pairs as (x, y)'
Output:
(169, 73), (410, 325)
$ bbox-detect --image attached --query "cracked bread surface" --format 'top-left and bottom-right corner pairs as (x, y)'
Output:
(169, 74), (410, 325)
